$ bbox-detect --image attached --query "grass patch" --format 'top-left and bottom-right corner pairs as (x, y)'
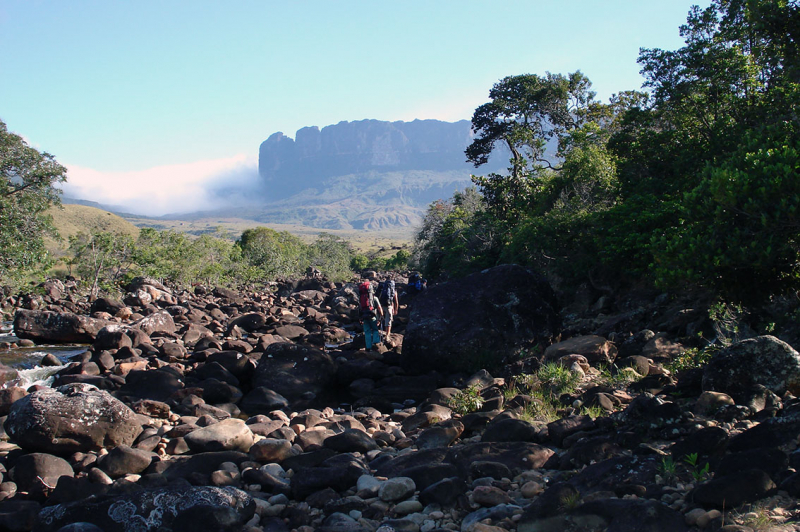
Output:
(502, 385), (520, 402)
(597, 363), (643, 387)
(580, 404), (606, 419)
(536, 362), (582, 396)
(518, 390), (560, 423)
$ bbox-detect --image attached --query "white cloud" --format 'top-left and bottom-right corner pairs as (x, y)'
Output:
(61, 154), (264, 217)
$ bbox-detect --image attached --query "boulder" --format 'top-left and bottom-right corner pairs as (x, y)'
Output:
(253, 343), (336, 401)
(544, 335), (618, 366)
(402, 264), (559, 373)
(0, 387), (28, 416)
(416, 420), (464, 449)
(703, 336), (800, 400)
(13, 309), (112, 344)
(35, 486), (254, 532)
(518, 497), (688, 532)
(226, 313), (266, 334)
(133, 310), (176, 336)
(93, 326), (132, 351)
(11, 453), (74, 492)
(184, 418), (255, 453)
(240, 387), (290, 415)
(323, 429), (379, 454)
(0, 500), (41, 532)
(118, 368), (184, 402)
(249, 438), (294, 463)
(4, 383), (143, 454)
(691, 468), (776, 508)
(99, 445), (154, 478)
(90, 297), (126, 316)
(481, 418), (539, 443)
(290, 458), (369, 500)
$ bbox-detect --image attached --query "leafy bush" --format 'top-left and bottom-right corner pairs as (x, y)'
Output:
(447, 385), (485, 416)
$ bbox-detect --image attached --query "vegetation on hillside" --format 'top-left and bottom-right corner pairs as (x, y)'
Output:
(414, 0), (800, 308)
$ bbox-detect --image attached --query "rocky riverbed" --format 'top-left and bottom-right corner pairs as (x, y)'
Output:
(1, 268), (799, 532)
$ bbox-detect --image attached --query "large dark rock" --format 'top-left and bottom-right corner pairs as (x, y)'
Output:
(34, 486), (254, 532)
(691, 468), (776, 508)
(93, 326), (133, 351)
(14, 309), (111, 344)
(445, 442), (555, 477)
(518, 497), (688, 532)
(481, 418), (538, 443)
(402, 264), (559, 373)
(4, 383), (143, 454)
(99, 445), (154, 478)
(543, 335), (618, 366)
(240, 387), (289, 415)
(226, 313), (267, 334)
(253, 343), (336, 402)
(290, 457), (369, 500)
(118, 368), (184, 402)
(90, 297), (126, 316)
(703, 336), (800, 400)
(0, 500), (40, 532)
(11, 453), (74, 492)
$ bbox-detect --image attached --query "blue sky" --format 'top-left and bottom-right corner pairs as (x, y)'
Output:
(0, 1), (706, 215)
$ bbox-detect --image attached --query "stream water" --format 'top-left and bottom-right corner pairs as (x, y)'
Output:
(0, 321), (87, 388)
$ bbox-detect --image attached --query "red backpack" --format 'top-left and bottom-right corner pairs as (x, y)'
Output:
(358, 281), (375, 317)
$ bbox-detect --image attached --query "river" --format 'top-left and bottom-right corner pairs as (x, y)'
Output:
(0, 321), (87, 388)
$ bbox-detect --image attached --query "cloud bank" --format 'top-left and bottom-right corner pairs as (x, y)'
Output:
(61, 154), (265, 217)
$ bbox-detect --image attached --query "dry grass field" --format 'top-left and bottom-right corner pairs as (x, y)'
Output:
(53, 204), (415, 255)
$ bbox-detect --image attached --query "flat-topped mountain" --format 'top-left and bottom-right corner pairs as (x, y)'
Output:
(258, 119), (483, 200)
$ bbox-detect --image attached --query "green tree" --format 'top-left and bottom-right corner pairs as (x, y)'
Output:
(350, 254), (369, 271)
(306, 233), (353, 282)
(68, 230), (135, 297)
(655, 124), (800, 302)
(236, 226), (306, 280)
(0, 119), (67, 283)
(610, 0), (800, 299)
(190, 234), (237, 286)
(385, 249), (411, 270)
(132, 228), (195, 284)
(413, 187), (497, 280)
(466, 71), (597, 225)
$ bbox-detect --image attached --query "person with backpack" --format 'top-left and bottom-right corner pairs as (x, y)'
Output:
(358, 279), (383, 351)
(407, 272), (426, 296)
(378, 278), (399, 345)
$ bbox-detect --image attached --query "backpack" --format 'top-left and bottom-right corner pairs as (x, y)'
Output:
(378, 279), (395, 305)
(408, 273), (419, 294)
(358, 281), (375, 317)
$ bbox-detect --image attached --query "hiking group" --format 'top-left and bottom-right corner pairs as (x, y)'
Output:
(358, 277), (400, 350)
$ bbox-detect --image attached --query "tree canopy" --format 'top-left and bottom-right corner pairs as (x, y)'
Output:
(416, 0), (800, 304)
(0, 119), (67, 283)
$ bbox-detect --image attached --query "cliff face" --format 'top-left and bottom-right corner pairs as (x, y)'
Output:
(258, 119), (477, 199)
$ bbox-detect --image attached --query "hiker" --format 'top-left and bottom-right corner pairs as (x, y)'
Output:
(378, 277), (399, 344)
(407, 272), (427, 296)
(358, 279), (383, 351)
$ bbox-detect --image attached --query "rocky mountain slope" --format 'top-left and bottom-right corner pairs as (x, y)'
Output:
(1, 268), (799, 531)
